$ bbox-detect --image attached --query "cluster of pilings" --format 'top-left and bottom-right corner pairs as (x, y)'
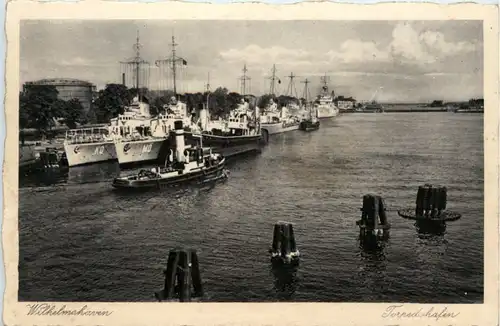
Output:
(355, 185), (461, 244)
(415, 184), (447, 218)
(398, 184), (461, 222)
(269, 222), (300, 298)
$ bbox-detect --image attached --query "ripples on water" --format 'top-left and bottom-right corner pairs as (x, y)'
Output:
(19, 112), (483, 302)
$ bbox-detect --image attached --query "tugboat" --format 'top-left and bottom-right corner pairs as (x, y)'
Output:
(112, 120), (227, 190)
(299, 112), (320, 133)
(299, 78), (320, 131)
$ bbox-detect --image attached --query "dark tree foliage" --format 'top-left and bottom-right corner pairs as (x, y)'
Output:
(128, 87), (150, 102)
(181, 92), (205, 114)
(227, 92), (243, 111)
(209, 87), (229, 117)
(430, 100), (444, 107)
(19, 85), (61, 132)
(468, 98), (484, 106)
(93, 83), (131, 123)
(256, 94), (276, 108)
(256, 94), (300, 108)
(151, 90), (176, 116)
(277, 95), (299, 107)
(19, 83), (89, 133)
(63, 98), (86, 129)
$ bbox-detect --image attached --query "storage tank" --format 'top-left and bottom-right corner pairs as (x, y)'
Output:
(23, 78), (96, 112)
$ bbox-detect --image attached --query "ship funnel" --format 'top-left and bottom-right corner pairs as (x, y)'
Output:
(174, 120), (186, 162)
(139, 102), (151, 118)
(199, 103), (209, 131)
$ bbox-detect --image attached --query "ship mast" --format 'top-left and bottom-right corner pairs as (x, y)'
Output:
(301, 78), (311, 111)
(205, 72), (211, 109)
(120, 30), (149, 100)
(268, 64), (278, 95)
(155, 35), (187, 97)
(320, 73), (330, 94)
(239, 64), (251, 96)
(302, 78), (312, 119)
(285, 72), (298, 98)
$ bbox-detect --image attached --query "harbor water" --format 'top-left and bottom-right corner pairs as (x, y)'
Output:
(19, 112), (483, 303)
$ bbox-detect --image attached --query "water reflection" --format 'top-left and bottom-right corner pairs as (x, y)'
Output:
(19, 162), (122, 188)
(20, 150), (259, 189)
(19, 166), (69, 187)
(270, 261), (299, 300)
(415, 220), (447, 237)
(356, 236), (388, 298)
(358, 230), (390, 253)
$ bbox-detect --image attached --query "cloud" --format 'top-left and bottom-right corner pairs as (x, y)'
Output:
(219, 45), (317, 66)
(389, 22), (477, 65)
(419, 30), (476, 55)
(59, 57), (94, 66)
(327, 40), (390, 64)
(59, 56), (116, 68)
(219, 22), (479, 73)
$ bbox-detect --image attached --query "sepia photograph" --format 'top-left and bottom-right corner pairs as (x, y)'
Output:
(3, 2), (499, 325)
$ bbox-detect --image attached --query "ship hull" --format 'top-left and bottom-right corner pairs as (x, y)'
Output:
(64, 142), (117, 167)
(357, 109), (384, 113)
(317, 107), (340, 119)
(115, 138), (166, 165)
(185, 132), (263, 147)
(19, 144), (38, 168)
(112, 159), (226, 190)
(261, 122), (300, 135)
(454, 108), (484, 113)
(299, 120), (320, 131)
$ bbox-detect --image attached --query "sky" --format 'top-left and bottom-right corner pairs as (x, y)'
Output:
(20, 20), (483, 103)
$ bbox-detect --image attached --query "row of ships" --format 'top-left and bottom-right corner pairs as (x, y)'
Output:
(62, 80), (339, 167)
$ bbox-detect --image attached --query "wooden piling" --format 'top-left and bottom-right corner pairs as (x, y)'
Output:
(271, 223), (281, 253)
(378, 197), (388, 225)
(437, 186), (447, 215)
(289, 224), (297, 254)
(357, 194), (391, 239)
(156, 249), (203, 302)
(415, 186), (426, 217)
(190, 251), (203, 297)
(270, 222), (299, 264)
(280, 224), (291, 258)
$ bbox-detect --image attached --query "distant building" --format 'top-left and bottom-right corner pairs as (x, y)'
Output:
(23, 78), (96, 112)
(335, 96), (357, 111)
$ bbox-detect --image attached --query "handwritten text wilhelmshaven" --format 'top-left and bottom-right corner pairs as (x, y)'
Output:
(27, 303), (113, 317)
